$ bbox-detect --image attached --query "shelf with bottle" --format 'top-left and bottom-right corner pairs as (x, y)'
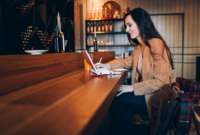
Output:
(85, 15), (130, 51)
(86, 19), (126, 34)
(88, 7), (121, 20)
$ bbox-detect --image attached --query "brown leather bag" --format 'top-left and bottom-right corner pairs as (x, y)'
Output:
(149, 84), (182, 135)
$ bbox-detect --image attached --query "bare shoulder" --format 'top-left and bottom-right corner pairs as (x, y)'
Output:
(148, 38), (165, 54)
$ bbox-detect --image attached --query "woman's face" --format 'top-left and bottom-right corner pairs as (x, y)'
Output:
(125, 15), (140, 39)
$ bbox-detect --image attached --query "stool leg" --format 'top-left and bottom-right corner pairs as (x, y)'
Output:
(193, 113), (200, 135)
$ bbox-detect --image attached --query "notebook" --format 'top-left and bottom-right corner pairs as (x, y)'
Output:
(81, 50), (121, 75)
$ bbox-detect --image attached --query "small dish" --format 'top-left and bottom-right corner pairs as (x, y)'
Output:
(25, 50), (48, 55)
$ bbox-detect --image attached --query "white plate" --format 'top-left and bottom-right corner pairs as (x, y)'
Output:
(25, 50), (48, 55)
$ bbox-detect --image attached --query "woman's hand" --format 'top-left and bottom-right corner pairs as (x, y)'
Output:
(116, 85), (133, 97)
(94, 63), (111, 69)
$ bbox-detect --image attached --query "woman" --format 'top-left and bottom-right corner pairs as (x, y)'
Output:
(95, 8), (176, 134)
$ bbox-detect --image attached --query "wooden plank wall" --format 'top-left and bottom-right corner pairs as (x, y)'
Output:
(151, 15), (183, 79)
(85, 0), (200, 81)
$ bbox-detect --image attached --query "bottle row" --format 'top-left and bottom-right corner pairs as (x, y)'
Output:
(87, 36), (114, 46)
(87, 21), (113, 33)
(88, 8), (120, 20)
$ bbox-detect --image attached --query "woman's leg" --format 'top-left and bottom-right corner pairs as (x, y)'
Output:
(109, 91), (148, 134)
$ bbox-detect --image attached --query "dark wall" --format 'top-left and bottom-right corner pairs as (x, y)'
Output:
(197, 57), (200, 83)
(62, 0), (75, 52)
(1, 0), (22, 54)
(0, 1), (3, 55)
(1, 0), (74, 55)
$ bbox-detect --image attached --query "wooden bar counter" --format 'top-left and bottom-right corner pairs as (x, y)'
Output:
(0, 52), (127, 135)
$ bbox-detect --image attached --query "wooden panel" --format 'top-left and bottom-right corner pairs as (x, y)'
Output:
(0, 53), (82, 73)
(154, 0), (158, 14)
(169, 15), (175, 48)
(180, 0), (185, 13)
(157, 16), (162, 35)
(0, 52), (115, 95)
(193, 0), (198, 47)
(129, 0), (133, 10)
(157, 0), (162, 13)
(0, 63), (68, 95)
(0, 69), (127, 135)
(189, 0), (194, 48)
(10, 72), (87, 106)
(174, 16), (179, 48)
(165, 15), (170, 46)
(178, 15), (182, 48)
(166, 0), (171, 13)
(0, 52), (113, 73)
(199, 0), (200, 48)
(17, 72), (126, 135)
(0, 104), (44, 134)
(163, 0), (167, 13)
(139, 0), (144, 10)
(161, 16), (166, 43)
(144, 0), (149, 12)
(148, 0), (154, 14)
(171, 0), (176, 13)
(0, 69), (84, 104)
(175, 0), (180, 13)
(184, 0), (189, 48)
(183, 63), (188, 78)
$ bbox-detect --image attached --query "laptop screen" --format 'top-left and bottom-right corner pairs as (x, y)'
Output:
(81, 51), (97, 71)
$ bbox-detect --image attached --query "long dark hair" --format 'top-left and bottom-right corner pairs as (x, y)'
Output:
(124, 8), (174, 69)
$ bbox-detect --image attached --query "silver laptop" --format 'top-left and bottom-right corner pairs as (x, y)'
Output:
(81, 50), (121, 75)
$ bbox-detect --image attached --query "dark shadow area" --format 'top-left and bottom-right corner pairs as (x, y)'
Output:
(95, 111), (149, 135)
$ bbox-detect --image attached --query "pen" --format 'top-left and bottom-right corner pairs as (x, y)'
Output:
(99, 57), (102, 63)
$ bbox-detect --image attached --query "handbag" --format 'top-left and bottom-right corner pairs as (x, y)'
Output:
(149, 84), (182, 135)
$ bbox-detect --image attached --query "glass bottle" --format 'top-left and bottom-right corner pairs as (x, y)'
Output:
(95, 8), (99, 19)
(105, 21), (108, 32)
(104, 7), (107, 19)
(87, 37), (90, 45)
(102, 8), (105, 19)
(87, 22), (90, 33)
(93, 32), (98, 52)
(109, 21), (113, 32)
(101, 21), (105, 32)
(99, 8), (103, 19)
(92, 8), (95, 19)
(109, 10), (112, 19)
(88, 8), (91, 20)
(94, 21), (97, 32)
(89, 37), (93, 45)
(90, 22), (93, 32)
(98, 21), (101, 32)
(54, 25), (62, 53)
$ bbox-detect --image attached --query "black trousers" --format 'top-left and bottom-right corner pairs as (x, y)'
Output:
(109, 91), (148, 135)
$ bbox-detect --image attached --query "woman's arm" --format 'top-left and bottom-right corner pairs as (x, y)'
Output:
(108, 51), (134, 69)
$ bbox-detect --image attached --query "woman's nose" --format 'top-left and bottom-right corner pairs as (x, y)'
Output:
(125, 27), (129, 32)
